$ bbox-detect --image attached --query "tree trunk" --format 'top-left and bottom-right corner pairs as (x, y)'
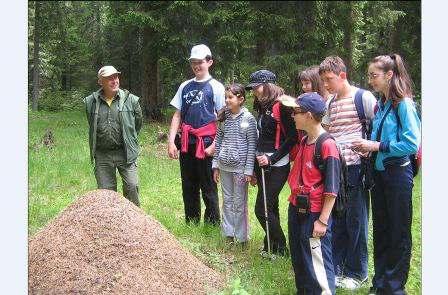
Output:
(389, 25), (398, 53)
(343, 2), (354, 80)
(144, 55), (162, 121)
(93, 1), (103, 71)
(127, 44), (132, 91)
(140, 27), (162, 121)
(32, 1), (41, 111)
(61, 72), (68, 91)
(255, 38), (267, 64)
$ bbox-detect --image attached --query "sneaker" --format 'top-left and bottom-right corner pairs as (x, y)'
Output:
(339, 276), (367, 290)
(335, 276), (343, 288)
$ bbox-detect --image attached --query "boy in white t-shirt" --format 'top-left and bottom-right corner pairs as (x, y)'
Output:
(167, 44), (225, 225)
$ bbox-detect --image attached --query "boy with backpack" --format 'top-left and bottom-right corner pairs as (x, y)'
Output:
(281, 92), (341, 295)
(319, 56), (377, 289)
(167, 44), (225, 225)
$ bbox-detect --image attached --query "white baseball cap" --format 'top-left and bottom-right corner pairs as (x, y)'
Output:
(188, 44), (212, 60)
(97, 66), (121, 78)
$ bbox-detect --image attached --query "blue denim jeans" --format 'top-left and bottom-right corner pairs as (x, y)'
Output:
(331, 164), (369, 280)
(371, 162), (413, 295)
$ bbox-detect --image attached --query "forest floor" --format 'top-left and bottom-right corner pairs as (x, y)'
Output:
(28, 110), (421, 294)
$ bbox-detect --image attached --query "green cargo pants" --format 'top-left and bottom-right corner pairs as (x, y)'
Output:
(94, 149), (140, 207)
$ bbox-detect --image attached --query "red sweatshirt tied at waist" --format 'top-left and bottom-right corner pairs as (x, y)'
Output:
(181, 122), (217, 159)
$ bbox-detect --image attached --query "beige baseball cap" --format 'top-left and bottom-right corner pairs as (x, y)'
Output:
(97, 66), (121, 78)
(188, 44), (212, 60)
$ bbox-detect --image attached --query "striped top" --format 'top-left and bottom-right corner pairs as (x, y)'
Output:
(326, 87), (377, 166)
(212, 107), (258, 175)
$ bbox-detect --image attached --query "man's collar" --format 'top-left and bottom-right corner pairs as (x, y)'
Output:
(194, 74), (211, 82)
(98, 88), (122, 99)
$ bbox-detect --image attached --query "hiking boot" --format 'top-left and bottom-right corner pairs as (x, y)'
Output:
(339, 276), (367, 290)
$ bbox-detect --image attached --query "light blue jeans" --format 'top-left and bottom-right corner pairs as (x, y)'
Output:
(219, 170), (249, 242)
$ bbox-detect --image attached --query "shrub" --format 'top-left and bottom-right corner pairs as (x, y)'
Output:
(37, 89), (87, 112)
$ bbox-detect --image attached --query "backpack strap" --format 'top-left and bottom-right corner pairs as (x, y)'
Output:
(313, 132), (334, 174)
(393, 106), (401, 142)
(296, 135), (308, 188)
(309, 132), (338, 191)
(375, 103), (393, 142)
(354, 88), (367, 139)
(272, 101), (285, 150)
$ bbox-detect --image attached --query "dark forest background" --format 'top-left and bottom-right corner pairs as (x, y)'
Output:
(28, 1), (421, 120)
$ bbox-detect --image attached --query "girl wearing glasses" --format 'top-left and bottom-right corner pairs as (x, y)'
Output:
(351, 54), (421, 295)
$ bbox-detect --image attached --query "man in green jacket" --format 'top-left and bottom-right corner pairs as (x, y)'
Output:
(83, 65), (143, 206)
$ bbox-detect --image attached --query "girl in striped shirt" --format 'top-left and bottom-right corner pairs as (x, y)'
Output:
(212, 83), (258, 246)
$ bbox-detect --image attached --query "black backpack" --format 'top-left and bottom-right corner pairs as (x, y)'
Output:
(312, 132), (350, 218)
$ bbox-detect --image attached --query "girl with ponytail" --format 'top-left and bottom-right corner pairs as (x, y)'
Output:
(351, 54), (421, 295)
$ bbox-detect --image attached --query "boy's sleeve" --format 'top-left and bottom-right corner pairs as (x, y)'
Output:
(321, 139), (341, 196)
(170, 81), (189, 110)
(213, 81), (226, 112)
(212, 122), (224, 169)
(362, 90), (378, 121)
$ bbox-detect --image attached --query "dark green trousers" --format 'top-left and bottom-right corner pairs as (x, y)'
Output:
(94, 149), (140, 207)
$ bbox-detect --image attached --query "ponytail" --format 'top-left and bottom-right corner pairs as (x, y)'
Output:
(371, 53), (414, 106)
(389, 54), (413, 105)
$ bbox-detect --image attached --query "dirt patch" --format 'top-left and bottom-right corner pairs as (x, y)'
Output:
(29, 189), (225, 294)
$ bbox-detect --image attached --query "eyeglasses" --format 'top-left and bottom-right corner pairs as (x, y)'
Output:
(293, 108), (307, 115)
(367, 73), (383, 80)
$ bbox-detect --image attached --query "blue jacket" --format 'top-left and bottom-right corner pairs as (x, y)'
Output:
(371, 98), (421, 171)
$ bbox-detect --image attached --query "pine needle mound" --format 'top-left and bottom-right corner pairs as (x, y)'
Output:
(29, 189), (224, 294)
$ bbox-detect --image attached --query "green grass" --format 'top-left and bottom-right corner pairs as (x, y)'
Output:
(28, 109), (422, 294)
